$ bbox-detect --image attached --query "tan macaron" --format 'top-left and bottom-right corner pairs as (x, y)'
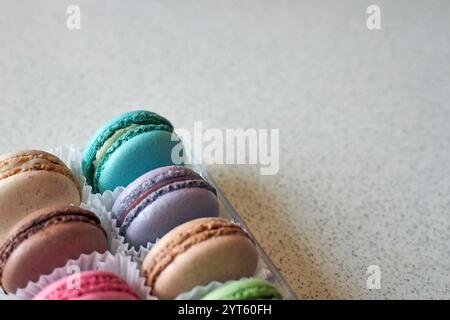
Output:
(0, 150), (81, 240)
(141, 217), (259, 299)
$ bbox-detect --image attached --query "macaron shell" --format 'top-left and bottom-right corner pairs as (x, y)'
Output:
(0, 150), (70, 166)
(96, 130), (181, 193)
(153, 235), (258, 299)
(1, 221), (108, 293)
(202, 279), (283, 300)
(112, 165), (194, 219)
(82, 110), (174, 187)
(0, 171), (81, 240)
(75, 292), (138, 300)
(124, 187), (219, 247)
(33, 271), (139, 300)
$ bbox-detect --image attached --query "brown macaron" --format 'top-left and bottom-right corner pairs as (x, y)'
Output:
(0, 206), (108, 293)
(141, 217), (259, 299)
(0, 150), (82, 240)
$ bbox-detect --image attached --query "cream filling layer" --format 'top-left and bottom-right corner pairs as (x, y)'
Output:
(0, 157), (55, 174)
(93, 124), (139, 169)
(0, 162), (16, 174)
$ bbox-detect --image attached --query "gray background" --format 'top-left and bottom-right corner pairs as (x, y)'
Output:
(1, 0), (449, 299)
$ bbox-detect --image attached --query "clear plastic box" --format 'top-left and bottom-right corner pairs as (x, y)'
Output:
(0, 148), (298, 300)
(197, 166), (298, 300)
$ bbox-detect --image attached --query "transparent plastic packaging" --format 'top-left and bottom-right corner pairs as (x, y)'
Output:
(195, 166), (298, 300)
(0, 147), (297, 300)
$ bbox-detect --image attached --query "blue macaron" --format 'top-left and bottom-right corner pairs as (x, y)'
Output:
(82, 110), (183, 193)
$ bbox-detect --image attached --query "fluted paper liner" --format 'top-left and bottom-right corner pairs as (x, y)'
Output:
(0, 146), (283, 299)
(47, 146), (121, 253)
(89, 185), (157, 266)
(5, 251), (154, 300)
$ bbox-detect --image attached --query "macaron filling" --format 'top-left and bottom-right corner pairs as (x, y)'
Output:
(92, 123), (174, 192)
(0, 208), (105, 285)
(113, 167), (201, 216)
(82, 110), (174, 189)
(92, 124), (140, 169)
(115, 168), (213, 227)
(143, 220), (252, 288)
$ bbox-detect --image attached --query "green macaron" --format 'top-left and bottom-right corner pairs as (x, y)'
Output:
(202, 278), (283, 300)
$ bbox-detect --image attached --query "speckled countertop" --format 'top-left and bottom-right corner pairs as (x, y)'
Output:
(0, 1), (449, 299)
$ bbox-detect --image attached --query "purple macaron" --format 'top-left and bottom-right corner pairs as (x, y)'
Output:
(112, 166), (219, 248)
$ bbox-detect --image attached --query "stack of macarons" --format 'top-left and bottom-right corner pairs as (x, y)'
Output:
(0, 150), (112, 296)
(0, 109), (284, 300)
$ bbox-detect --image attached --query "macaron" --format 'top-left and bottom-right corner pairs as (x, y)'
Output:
(0, 206), (108, 293)
(82, 110), (183, 193)
(141, 217), (259, 299)
(33, 271), (139, 300)
(0, 150), (81, 240)
(202, 278), (283, 300)
(112, 166), (219, 248)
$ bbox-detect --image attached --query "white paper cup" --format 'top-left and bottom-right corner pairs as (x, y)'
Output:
(8, 251), (154, 300)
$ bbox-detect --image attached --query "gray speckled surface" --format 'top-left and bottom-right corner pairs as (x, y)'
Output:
(1, 0), (449, 299)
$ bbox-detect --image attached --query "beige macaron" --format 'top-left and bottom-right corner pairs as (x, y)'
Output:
(141, 217), (259, 299)
(0, 150), (81, 240)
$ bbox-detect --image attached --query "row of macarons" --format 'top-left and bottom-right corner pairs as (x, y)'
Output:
(0, 158), (269, 298)
(35, 271), (282, 300)
(1, 204), (280, 299)
(0, 150), (218, 250)
(0, 110), (283, 299)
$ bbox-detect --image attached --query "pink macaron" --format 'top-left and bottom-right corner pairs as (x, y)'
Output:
(33, 271), (139, 300)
